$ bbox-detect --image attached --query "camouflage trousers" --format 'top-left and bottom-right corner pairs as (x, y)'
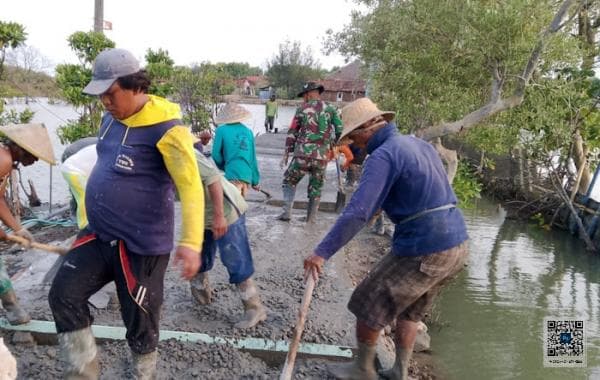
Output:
(283, 157), (327, 198)
(0, 258), (13, 295)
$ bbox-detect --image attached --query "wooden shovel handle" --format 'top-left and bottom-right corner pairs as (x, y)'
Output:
(5, 233), (69, 255)
(279, 276), (316, 380)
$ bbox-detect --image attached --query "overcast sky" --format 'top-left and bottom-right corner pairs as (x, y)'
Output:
(3, 0), (359, 73)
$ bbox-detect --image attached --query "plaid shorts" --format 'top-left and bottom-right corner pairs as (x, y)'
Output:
(348, 241), (468, 330)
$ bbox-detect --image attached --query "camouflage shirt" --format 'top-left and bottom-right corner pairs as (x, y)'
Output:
(285, 99), (343, 161)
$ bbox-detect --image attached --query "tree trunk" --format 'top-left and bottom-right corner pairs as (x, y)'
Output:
(432, 138), (458, 184)
(572, 130), (591, 194)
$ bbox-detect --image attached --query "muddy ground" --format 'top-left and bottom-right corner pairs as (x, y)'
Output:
(0, 203), (441, 379)
(1, 132), (442, 379)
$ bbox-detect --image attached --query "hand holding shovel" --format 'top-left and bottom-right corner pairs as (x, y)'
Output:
(5, 233), (69, 255)
(279, 254), (324, 380)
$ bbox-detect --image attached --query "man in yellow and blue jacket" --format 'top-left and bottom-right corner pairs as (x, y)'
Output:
(49, 48), (204, 380)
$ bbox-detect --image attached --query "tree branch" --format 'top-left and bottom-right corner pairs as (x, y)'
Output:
(418, 0), (578, 142)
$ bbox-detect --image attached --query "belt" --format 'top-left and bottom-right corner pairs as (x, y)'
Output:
(397, 203), (456, 225)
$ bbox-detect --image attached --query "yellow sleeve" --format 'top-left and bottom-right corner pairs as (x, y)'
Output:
(157, 126), (204, 252)
(62, 171), (89, 229)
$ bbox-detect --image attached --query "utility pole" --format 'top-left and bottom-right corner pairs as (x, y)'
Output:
(94, 0), (104, 33)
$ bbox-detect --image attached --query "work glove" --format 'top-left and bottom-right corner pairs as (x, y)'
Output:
(280, 152), (289, 170)
(14, 228), (35, 248)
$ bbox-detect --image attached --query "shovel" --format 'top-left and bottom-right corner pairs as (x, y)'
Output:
(253, 187), (272, 201)
(6, 233), (69, 255)
(279, 276), (316, 380)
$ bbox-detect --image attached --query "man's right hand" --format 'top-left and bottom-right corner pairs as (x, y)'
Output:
(212, 215), (228, 240)
(280, 152), (289, 169)
(0, 229), (7, 240)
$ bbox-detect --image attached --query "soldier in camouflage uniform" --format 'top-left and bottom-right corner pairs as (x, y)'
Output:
(278, 82), (343, 223)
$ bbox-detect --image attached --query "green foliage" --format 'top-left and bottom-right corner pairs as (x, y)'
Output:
(55, 64), (93, 107)
(217, 62), (262, 78)
(266, 40), (323, 99)
(464, 122), (519, 156)
(146, 48), (175, 97)
(172, 63), (235, 132)
(0, 107), (34, 125)
(57, 116), (98, 145)
(67, 31), (115, 66)
(452, 160), (482, 208)
(55, 31), (115, 144)
(0, 21), (27, 78)
(327, 0), (580, 132)
(530, 212), (551, 230)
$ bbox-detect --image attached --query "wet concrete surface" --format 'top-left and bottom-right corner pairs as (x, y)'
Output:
(1, 133), (372, 379)
(0, 132), (440, 379)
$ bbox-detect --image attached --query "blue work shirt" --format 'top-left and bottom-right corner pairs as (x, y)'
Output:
(315, 123), (468, 259)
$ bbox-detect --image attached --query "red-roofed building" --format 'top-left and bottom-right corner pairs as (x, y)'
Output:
(319, 61), (366, 103)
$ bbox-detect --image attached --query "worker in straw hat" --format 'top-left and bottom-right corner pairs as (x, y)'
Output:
(212, 103), (260, 198)
(303, 97), (469, 380)
(0, 123), (56, 325)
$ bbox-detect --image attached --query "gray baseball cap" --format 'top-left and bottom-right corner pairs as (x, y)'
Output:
(82, 48), (140, 95)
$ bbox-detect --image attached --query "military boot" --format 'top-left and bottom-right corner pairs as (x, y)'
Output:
(58, 327), (99, 380)
(190, 272), (212, 305)
(0, 290), (30, 325)
(277, 184), (296, 221)
(132, 350), (157, 380)
(306, 197), (320, 224)
(234, 278), (267, 329)
(328, 342), (377, 380)
(379, 346), (411, 380)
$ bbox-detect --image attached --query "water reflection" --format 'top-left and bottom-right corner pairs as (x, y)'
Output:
(433, 198), (600, 380)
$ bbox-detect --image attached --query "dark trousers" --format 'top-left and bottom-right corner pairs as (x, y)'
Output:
(48, 233), (169, 354)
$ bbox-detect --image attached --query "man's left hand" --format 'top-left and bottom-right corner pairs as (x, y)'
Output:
(173, 246), (200, 280)
(15, 228), (35, 248)
(304, 253), (325, 283)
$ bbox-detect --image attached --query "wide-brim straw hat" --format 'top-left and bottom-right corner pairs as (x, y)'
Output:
(214, 103), (252, 125)
(338, 98), (395, 144)
(0, 123), (57, 165)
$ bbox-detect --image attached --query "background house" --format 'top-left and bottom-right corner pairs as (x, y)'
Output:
(319, 60), (366, 103)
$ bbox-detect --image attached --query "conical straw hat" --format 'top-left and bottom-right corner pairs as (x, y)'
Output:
(214, 103), (252, 125)
(0, 123), (57, 165)
(339, 98), (395, 144)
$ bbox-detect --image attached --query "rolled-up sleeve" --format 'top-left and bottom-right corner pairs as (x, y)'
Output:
(157, 126), (204, 252)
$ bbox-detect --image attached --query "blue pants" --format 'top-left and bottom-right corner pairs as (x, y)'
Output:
(200, 215), (254, 284)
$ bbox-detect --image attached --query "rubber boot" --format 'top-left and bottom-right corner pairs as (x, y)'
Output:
(132, 350), (157, 380)
(277, 184), (296, 221)
(328, 342), (377, 380)
(234, 278), (267, 329)
(0, 290), (30, 325)
(379, 347), (411, 380)
(58, 327), (99, 380)
(190, 272), (212, 305)
(305, 197), (320, 224)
